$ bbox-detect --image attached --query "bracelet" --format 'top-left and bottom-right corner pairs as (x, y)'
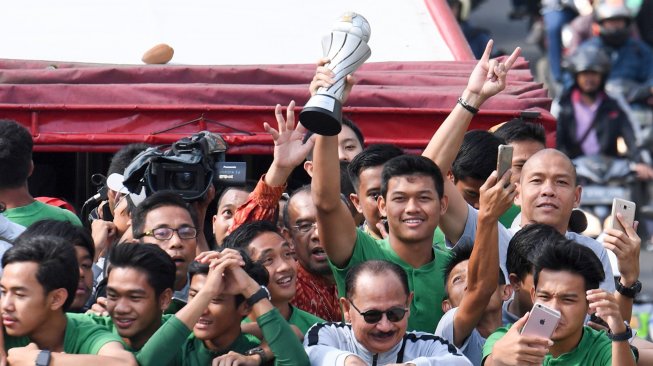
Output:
(457, 97), (479, 115)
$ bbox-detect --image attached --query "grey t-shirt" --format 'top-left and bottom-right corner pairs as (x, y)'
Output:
(435, 307), (485, 366)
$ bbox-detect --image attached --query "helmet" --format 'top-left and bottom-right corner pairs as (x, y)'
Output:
(565, 44), (612, 75)
(594, 2), (632, 23)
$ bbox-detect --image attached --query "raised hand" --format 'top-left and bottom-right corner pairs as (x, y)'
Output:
(488, 313), (551, 366)
(603, 215), (640, 286)
(587, 289), (626, 333)
(309, 58), (356, 104)
(465, 40), (521, 106)
(479, 169), (517, 221)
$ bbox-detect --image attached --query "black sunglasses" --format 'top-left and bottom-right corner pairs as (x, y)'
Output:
(348, 300), (408, 324)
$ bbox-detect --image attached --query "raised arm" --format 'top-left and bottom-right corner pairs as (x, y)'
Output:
(422, 41), (520, 242)
(587, 289), (637, 366)
(6, 342), (138, 366)
(452, 171), (515, 346)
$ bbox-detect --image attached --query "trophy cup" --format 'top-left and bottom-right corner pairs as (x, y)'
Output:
(300, 12), (372, 136)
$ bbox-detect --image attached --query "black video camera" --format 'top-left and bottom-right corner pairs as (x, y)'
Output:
(123, 131), (246, 201)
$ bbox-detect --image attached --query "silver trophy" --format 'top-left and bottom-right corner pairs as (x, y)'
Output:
(300, 12), (372, 136)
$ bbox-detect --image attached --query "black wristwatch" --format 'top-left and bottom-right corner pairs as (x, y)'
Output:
(245, 346), (269, 365)
(36, 350), (51, 366)
(615, 277), (642, 299)
(608, 322), (633, 342)
(246, 286), (271, 307)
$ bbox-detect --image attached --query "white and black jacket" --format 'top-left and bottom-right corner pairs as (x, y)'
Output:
(304, 322), (471, 366)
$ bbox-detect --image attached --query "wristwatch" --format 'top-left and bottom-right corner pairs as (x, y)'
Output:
(615, 277), (642, 298)
(245, 346), (269, 365)
(608, 322), (633, 342)
(36, 350), (51, 366)
(246, 286), (271, 307)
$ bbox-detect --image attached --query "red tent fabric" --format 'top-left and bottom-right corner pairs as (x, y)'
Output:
(0, 58), (554, 154)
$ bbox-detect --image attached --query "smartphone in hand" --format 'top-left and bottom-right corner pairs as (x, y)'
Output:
(610, 198), (636, 234)
(497, 145), (513, 178)
(521, 303), (561, 339)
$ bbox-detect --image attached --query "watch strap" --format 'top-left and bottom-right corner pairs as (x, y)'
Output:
(615, 277), (642, 298)
(246, 286), (271, 307)
(245, 346), (269, 365)
(608, 322), (633, 342)
(36, 350), (52, 366)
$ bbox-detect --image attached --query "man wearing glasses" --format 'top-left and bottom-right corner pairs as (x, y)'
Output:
(131, 191), (198, 306)
(304, 260), (470, 365)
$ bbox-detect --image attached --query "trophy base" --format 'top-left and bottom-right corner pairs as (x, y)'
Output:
(300, 96), (342, 136)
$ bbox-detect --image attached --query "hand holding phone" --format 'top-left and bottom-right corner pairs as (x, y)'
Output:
(610, 198), (636, 234)
(497, 145), (513, 178)
(521, 303), (560, 339)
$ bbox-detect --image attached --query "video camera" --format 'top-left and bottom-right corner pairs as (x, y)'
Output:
(123, 131), (246, 201)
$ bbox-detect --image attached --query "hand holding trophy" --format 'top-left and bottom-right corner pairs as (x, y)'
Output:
(300, 12), (372, 136)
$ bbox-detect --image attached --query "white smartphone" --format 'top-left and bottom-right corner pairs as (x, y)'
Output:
(521, 303), (561, 339)
(610, 198), (636, 234)
(497, 145), (513, 178)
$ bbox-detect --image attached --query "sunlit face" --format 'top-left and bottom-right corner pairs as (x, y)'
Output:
(112, 195), (131, 235)
(338, 125), (363, 162)
(352, 166), (384, 237)
(509, 140), (545, 185)
(342, 271), (411, 354)
(141, 205), (197, 290)
(531, 269), (587, 342)
(247, 232), (296, 303)
(212, 188), (249, 246)
(517, 150), (581, 233)
(454, 176), (485, 209)
(285, 191), (329, 276)
(379, 175), (446, 244)
(70, 246), (93, 311)
(106, 267), (166, 345)
(189, 273), (246, 349)
(444, 260), (509, 313)
(1, 262), (55, 337)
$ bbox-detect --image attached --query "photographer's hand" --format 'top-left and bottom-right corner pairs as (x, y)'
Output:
(264, 100), (316, 187)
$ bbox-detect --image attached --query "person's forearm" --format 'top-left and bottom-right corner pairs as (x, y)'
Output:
(612, 340), (637, 366)
(257, 308), (310, 366)
(305, 345), (355, 366)
(50, 352), (137, 366)
(466, 211), (499, 297)
(422, 89), (486, 171)
(174, 290), (213, 329)
(615, 291), (634, 323)
(265, 161), (294, 187)
(312, 136), (340, 212)
(136, 316), (190, 366)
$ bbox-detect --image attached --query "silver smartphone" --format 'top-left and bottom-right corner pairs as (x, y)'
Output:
(497, 145), (514, 178)
(610, 198), (636, 233)
(521, 303), (561, 339)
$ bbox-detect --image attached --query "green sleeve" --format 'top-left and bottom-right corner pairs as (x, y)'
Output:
(499, 204), (520, 228)
(329, 229), (382, 298)
(135, 315), (191, 366)
(482, 325), (511, 361)
(432, 227), (448, 251)
(65, 316), (124, 355)
(257, 308), (309, 366)
(63, 209), (84, 226)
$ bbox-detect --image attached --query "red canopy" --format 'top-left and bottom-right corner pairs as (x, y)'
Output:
(0, 57), (554, 154)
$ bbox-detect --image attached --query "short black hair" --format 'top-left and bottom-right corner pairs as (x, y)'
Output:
(282, 185), (311, 229)
(222, 220), (280, 250)
(215, 182), (256, 211)
(348, 144), (404, 192)
(381, 155), (444, 199)
(131, 191), (198, 237)
(507, 224), (565, 281)
(451, 130), (505, 182)
(345, 260), (409, 299)
(494, 119), (546, 145)
(0, 119), (33, 189)
(534, 239), (605, 291)
(304, 117), (365, 161)
(21, 219), (95, 261)
(107, 242), (176, 297)
(107, 143), (150, 177)
(2, 234), (79, 311)
(188, 248), (269, 306)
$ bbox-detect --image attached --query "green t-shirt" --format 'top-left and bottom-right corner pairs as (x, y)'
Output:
(165, 298), (187, 314)
(329, 229), (452, 332)
(432, 227), (447, 252)
(499, 204), (520, 228)
(3, 200), (82, 227)
(5, 313), (122, 354)
(243, 305), (324, 338)
(483, 325), (615, 365)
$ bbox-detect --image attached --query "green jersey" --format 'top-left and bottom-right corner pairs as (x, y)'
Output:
(499, 204), (520, 228)
(5, 313), (122, 354)
(3, 200), (82, 227)
(483, 325), (616, 365)
(329, 229), (451, 332)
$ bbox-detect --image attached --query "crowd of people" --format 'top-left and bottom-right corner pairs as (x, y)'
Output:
(0, 31), (651, 366)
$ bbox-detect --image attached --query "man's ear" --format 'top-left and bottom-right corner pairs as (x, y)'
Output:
(441, 298), (452, 313)
(349, 193), (363, 214)
(340, 297), (352, 323)
(303, 161), (314, 178)
(439, 194), (449, 215)
(508, 273), (522, 289)
(28, 160), (34, 178)
(573, 185), (582, 208)
(378, 196), (387, 218)
(48, 288), (68, 311)
(446, 170), (456, 183)
(159, 288), (173, 312)
(501, 284), (513, 301)
(530, 285), (536, 303)
(238, 301), (251, 318)
(514, 182), (522, 206)
(281, 227), (292, 242)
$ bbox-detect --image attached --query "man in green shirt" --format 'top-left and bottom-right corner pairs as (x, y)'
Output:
(483, 240), (636, 366)
(0, 119), (82, 227)
(0, 234), (136, 365)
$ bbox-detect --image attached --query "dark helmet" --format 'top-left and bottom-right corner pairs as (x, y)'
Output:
(595, 3), (632, 47)
(565, 44), (612, 75)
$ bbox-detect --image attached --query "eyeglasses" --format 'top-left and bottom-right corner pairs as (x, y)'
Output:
(348, 300), (409, 324)
(291, 222), (317, 234)
(139, 226), (198, 240)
